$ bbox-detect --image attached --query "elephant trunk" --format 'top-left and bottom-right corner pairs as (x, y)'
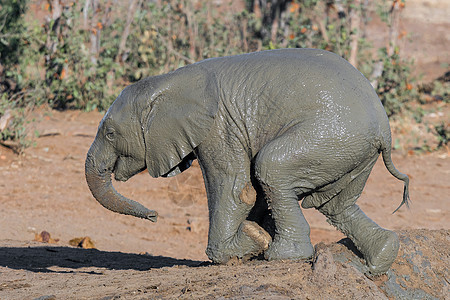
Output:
(85, 154), (158, 222)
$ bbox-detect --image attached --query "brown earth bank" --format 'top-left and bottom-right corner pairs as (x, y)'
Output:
(0, 230), (448, 299)
(0, 230), (450, 300)
(0, 106), (449, 299)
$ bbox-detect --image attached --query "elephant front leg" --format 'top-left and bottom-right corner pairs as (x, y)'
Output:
(205, 181), (272, 264)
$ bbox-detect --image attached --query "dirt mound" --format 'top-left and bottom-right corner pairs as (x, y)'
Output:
(0, 229), (447, 299)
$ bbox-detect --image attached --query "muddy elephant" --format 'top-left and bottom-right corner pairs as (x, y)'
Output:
(85, 48), (410, 274)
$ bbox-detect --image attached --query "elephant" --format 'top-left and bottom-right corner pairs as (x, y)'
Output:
(85, 48), (410, 274)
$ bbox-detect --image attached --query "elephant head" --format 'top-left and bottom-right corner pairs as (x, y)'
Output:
(85, 66), (218, 221)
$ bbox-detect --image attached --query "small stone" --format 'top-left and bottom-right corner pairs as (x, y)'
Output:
(69, 236), (96, 249)
(34, 231), (59, 244)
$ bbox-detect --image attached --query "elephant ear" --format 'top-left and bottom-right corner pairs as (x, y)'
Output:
(143, 66), (218, 178)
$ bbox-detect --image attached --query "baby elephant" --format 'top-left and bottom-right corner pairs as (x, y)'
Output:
(85, 48), (409, 274)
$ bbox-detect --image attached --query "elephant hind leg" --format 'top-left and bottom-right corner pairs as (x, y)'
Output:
(325, 205), (399, 274)
(317, 168), (399, 274)
(254, 135), (315, 261)
(261, 186), (314, 261)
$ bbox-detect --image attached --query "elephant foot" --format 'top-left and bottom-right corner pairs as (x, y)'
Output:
(360, 229), (399, 275)
(206, 220), (272, 264)
(264, 235), (314, 261)
(326, 205), (399, 275)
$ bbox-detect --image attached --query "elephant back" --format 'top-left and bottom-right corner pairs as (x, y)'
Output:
(196, 48), (390, 155)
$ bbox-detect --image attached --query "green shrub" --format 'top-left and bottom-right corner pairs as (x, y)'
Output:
(127, 1), (254, 80)
(0, 94), (31, 152)
(0, 0), (442, 152)
(374, 47), (418, 117)
(0, 0), (28, 93)
(38, 2), (123, 111)
(434, 122), (449, 148)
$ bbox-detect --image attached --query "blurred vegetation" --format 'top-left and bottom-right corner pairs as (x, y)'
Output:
(0, 0), (448, 152)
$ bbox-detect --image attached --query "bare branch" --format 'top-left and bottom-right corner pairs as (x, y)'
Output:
(83, 0), (91, 29)
(349, 0), (361, 67)
(370, 60), (384, 89)
(116, 0), (142, 63)
(388, 1), (401, 56)
(0, 13), (8, 33)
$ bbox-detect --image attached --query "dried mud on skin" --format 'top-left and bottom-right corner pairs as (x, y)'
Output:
(0, 229), (448, 299)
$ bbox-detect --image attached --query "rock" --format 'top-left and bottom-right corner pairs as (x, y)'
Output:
(34, 231), (59, 244)
(310, 242), (388, 299)
(318, 230), (449, 299)
(69, 237), (96, 249)
(379, 229), (449, 299)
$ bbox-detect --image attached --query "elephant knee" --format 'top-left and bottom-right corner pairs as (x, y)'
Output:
(254, 146), (290, 191)
(239, 182), (257, 205)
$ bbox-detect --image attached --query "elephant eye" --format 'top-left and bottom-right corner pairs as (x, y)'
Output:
(106, 130), (115, 141)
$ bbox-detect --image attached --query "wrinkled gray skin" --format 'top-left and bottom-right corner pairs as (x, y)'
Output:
(85, 49), (410, 274)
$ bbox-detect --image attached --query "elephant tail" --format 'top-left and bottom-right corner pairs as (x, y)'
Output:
(380, 145), (411, 213)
